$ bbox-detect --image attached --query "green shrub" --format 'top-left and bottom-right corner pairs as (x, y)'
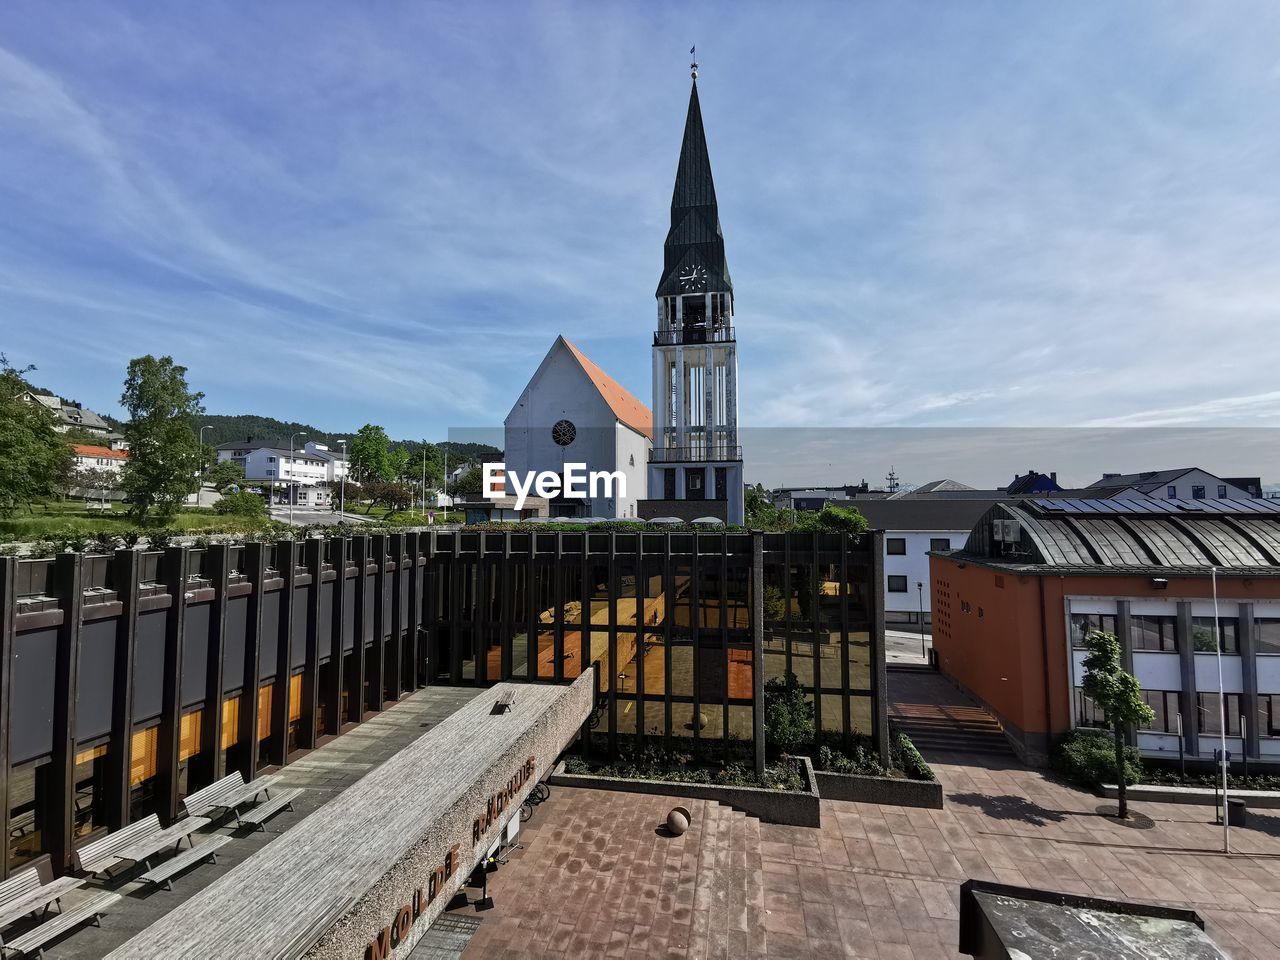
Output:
(763, 672), (814, 756)
(814, 730), (885, 776)
(892, 732), (935, 782)
(1052, 729), (1141, 788)
(215, 492), (267, 517)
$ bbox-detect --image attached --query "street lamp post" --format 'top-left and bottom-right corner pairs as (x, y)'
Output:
(917, 581), (926, 661)
(197, 424), (212, 508)
(289, 432), (307, 526)
(338, 440), (347, 519)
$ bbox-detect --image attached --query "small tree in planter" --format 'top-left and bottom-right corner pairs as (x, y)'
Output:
(1080, 630), (1153, 819)
(763, 672), (814, 758)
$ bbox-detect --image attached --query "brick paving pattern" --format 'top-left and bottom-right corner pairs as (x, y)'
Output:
(455, 762), (1280, 959)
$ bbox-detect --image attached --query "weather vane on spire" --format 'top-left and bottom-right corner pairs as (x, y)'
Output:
(690, 45), (698, 80)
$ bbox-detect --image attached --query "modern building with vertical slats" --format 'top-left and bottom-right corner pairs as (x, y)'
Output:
(0, 528), (883, 881)
(929, 496), (1280, 765)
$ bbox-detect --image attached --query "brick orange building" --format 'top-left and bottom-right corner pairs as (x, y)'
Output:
(930, 496), (1280, 765)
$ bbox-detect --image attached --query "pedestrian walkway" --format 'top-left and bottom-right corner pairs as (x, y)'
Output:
(889, 668), (1015, 759)
(44, 685), (483, 960)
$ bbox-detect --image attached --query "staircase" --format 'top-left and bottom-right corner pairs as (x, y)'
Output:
(889, 669), (1015, 758)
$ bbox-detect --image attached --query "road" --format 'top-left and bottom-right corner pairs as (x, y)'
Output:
(886, 627), (932, 666)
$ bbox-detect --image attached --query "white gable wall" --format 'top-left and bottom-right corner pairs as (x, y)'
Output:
(505, 343), (639, 517)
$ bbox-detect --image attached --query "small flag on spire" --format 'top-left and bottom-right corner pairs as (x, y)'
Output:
(690, 46), (695, 55)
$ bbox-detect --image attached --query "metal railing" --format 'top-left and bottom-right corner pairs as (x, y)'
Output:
(649, 444), (742, 463)
(653, 323), (735, 346)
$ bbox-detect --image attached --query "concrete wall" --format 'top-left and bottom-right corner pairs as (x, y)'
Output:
(307, 675), (595, 959)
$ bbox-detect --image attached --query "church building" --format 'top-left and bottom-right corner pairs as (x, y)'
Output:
(639, 65), (744, 524)
(503, 335), (651, 518)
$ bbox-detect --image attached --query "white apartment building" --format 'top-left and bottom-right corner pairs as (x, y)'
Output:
(70, 444), (128, 476)
(303, 441), (351, 484)
(853, 499), (998, 627)
(216, 442), (330, 504)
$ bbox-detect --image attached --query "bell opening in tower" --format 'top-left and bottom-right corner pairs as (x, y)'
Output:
(682, 295), (706, 329)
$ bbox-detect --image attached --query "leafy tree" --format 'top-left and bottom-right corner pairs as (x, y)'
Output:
(69, 466), (119, 501)
(1080, 630), (1154, 819)
(763, 672), (815, 756)
(388, 447), (411, 483)
(364, 480), (413, 513)
(348, 424), (393, 484)
(794, 504), (869, 536)
(119, 355), (204, 524)
(203, 458), (245, 492)
(447, 466), (483, 498)
(0, 355), (73, 516)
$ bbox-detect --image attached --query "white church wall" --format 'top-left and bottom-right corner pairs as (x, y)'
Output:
(614, 421), (651, 518)
(504, 343), (626, 518)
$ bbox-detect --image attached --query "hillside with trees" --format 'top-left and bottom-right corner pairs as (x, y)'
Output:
(198, 413), (500, 464)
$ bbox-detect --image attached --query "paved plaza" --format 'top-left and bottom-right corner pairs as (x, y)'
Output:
(452, 674), (1280, 959)
(452, 757), (1280, 959)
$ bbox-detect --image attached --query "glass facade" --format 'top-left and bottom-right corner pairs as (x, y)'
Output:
(428, 530), (881, 757)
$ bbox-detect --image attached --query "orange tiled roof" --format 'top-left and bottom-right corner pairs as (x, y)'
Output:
(560, 337), (653, 439)
(71, 444), (127, 459)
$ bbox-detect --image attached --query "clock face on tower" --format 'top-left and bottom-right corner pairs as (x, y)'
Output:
(678, 264), (708, 292)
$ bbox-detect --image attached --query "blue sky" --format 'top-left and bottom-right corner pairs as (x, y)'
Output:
(3, 3), (1280, 483)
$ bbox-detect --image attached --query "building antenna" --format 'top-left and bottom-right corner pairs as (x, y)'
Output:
(690, 45), (698, 80)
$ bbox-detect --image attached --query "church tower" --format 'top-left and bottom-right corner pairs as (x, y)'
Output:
(644, 62), (744, 524)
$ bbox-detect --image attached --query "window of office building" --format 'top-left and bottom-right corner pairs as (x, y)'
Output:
(1131, 615), (1177, 652)
(1192, 485), (1206, 500)
(1139, 690), (1179, 733)
(929, 538), (950, 552)
(1260, 694), (1280, 738)
(1217, 485), (1228, 498)
(1070, 613), (1117, 648)
(1074, 687), (1107, 729)
(887, 575), (908, 593)
(886, 538), (906, 555)
(1191, 617), (1238, 654)
(1198, 693), (1242, 736)
(1256, 619), (1280, 655)
(1166, 486), (1177, 498)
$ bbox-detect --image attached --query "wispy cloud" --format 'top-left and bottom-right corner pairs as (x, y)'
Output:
(0, 1), (1278, 467)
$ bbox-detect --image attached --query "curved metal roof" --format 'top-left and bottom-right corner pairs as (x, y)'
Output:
(963, 499), (1280, 571)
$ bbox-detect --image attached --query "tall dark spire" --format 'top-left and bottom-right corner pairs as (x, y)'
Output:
(656, 80), (732, 298)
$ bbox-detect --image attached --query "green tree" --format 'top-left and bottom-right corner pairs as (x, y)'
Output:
(763, 672), (815, 756)
(348, 424), (393, 484)
(203, 458), (245, 492)
(388, 447), (411, 483)
(1080, 630), (1154, 819)
(794, 504), (869, 536)
(119, 355), (204, 524)
(0, 355), (73, 517)
(447, 466), (483, 498)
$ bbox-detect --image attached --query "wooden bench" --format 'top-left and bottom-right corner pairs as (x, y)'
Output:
(0, 891), (119, 958)
(138, 835), (232, 891)
(236, 788), (304, 832)
(183, 772), (280, 821)
(0, 867), (84, 934)
(112, 816), (212, 871)
(71, 814), (210, 877)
